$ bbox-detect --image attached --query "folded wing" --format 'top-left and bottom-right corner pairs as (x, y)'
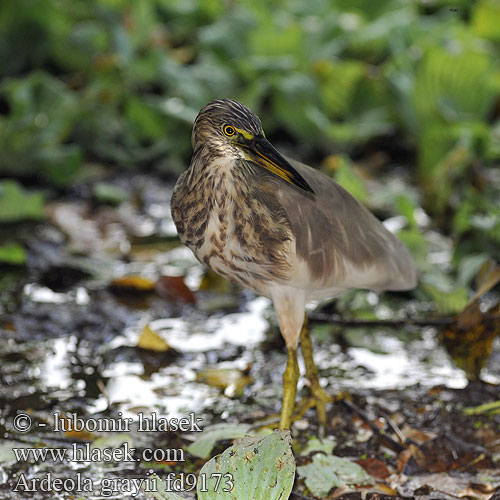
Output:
(276, 159), (417, 294)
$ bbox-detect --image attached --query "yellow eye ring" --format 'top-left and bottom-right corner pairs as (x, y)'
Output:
(223, 125), (235, 136)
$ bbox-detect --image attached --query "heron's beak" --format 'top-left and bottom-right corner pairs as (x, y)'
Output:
(239, 135), (314, 194)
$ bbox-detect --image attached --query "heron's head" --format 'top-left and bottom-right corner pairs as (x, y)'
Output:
(192, 99), (313, 193)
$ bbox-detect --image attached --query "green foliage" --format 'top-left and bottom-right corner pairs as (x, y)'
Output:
(2, 0), (498, 182)
(472, 0), (500, 41)
(296, 436), (336, 456)
(411, 45), (500, 206)
(0, 180), (44, 222)
(93, 182), (129, 205)
(420, 281), (469, 315)
(297, 454), (372, 497)
(197, 431), (295, 500)
(1, 0), (499, 313)
(413, 47), (498, 124)
(0, 72), (82, 185)
(0, 243), (26, 265)
(186, 423), (252, 459)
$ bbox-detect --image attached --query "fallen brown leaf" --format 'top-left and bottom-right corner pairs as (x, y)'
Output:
(400, 423), (435, 445)
(64, 428), (96, 441)
(408, 435), (492, 473)
(195, 367), (252, 398)
(354, 457), (391, 479)
(471, 259), (500, 304)
(111, 275), (156, 291)
(57, 413), (95, 441)
(442, 300), (500, 381)
(441, 260), (500, 381)
(155, 275), (196, 303)
(397, 448), (412, 473)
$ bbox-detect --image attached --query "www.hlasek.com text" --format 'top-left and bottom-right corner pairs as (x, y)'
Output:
(13, 441), (185, 464)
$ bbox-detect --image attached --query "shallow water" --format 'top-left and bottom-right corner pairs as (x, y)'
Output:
(1, 176), (499, 499)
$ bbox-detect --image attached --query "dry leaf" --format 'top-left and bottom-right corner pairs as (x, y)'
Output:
(409, 435), (492, 473)
(401, 473), (498, 500)
(331, 483), (398, 499)
(441, 259), (500, 380)
(111, 275), (156, 291)
(196, 368), (252, 398)
(57, 413), (95, 441)
(442, 301), (500, 380)
(459, 481), (495, 499)
(155, 275), (196, 303)
(401, 424), (435, 445)
(136, 324), (171, 352)
(354, 457), (391, 479)
(471, 259), (500, 304)
(397, 448), (412, 473)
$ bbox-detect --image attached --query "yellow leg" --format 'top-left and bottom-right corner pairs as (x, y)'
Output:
(279, 346), (299, 429)
(300, 316), (332, 433)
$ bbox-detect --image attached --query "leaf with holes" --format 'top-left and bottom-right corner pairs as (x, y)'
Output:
(197, 430), (295, 500)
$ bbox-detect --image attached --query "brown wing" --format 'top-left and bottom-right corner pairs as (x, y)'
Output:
(275, 158), (417, 292)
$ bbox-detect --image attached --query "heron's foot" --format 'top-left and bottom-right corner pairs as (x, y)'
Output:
(255, 397), (324, 431)
(290, 383), (332, 436)
(310, 382), (332, 431)
(255, 390), (346, 433)
(296, 389), (354, 437)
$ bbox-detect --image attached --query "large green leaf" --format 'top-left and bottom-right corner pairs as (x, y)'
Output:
(147, 431), (295, 500)
(186, 423), (251, 459)
(297, 454), (373, 498)
(413, 47), (499, 124)
(472, 0), (500, 41)
(197, 430), (295, 500)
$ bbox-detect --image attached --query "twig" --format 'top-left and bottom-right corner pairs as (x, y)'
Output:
(341, 399), (406, 454)
(456, 452), (487, 472)
(382, 412), (409, 447)
(309, 312), (455, 328)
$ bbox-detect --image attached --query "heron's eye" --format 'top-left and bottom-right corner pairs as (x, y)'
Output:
(223, 125), (235, 136)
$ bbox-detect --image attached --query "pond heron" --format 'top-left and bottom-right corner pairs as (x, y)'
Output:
(171, 99), (417, 430)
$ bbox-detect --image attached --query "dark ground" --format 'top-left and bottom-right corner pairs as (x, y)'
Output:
(0, 173), (499, 500)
